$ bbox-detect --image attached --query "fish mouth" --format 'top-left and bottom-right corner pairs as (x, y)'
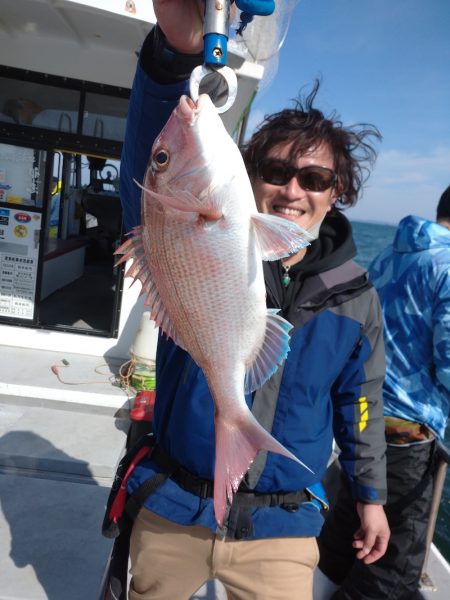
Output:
(179, 94), (215, 116)
(196, 94), (215, 109)
(178, 95), (198, 123)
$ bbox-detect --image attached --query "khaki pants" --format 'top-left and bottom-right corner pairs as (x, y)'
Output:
(129, 509), (319, 600)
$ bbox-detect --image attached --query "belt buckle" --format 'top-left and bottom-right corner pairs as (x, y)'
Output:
(305, 488), (329, 511)
(199, 480), (210, 500)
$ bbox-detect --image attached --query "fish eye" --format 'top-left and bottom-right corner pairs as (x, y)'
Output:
(153, 149), (170, 171)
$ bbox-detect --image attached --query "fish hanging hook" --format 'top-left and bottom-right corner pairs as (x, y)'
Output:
(189, 0), (238, 114)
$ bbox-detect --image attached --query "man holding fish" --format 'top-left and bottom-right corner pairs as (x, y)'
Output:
(118, 1), (390, 598)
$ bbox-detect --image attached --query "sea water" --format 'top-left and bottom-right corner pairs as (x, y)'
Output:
(351, 219), (450, 563)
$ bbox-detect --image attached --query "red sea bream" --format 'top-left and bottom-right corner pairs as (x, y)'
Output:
(116, 94), (312, 527)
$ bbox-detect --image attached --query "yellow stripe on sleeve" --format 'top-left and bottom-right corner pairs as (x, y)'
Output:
(359, 396), (368, 433)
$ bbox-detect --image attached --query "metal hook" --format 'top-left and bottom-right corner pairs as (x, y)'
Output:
(189, 64), (238, 114)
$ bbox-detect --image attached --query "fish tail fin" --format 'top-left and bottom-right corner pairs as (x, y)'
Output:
(213, 412), (313, 528)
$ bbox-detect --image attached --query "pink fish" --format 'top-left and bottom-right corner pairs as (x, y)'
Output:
(116, 94), (312, 527)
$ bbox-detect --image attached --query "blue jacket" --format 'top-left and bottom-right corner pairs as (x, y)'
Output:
(122, 57), (387, 539)
(368, 216), (450, 440)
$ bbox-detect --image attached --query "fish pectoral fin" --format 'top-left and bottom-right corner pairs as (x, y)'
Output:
(244, 310), (293, 393)
(134, 177), (196, 212)
(250, 213), (311, 261)
(213, 412), (313, 529)
(135, 178), (222, 219)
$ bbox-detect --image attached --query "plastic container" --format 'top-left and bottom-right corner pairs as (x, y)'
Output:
(130, 390), (156, 422)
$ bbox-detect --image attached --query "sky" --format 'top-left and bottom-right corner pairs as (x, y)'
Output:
(244, 0), (450, 225)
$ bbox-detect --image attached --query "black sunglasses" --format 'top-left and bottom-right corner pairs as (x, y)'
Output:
(258, 160), (337, 192)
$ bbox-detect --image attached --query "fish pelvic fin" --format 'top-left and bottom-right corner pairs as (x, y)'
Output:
(114, 227), (184, 349)
(214, 411), (314, 529)
(251, 213), (311, 260)
(244, 309), (292, 393)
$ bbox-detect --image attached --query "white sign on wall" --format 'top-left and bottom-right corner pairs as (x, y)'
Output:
(0, 207), (42, 319)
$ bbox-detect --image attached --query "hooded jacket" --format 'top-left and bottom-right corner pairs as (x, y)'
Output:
(368, 216), (450, 440)
(121, 44), (387, 539)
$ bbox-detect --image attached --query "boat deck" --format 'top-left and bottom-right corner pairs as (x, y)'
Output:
(0, 345), (448, 599)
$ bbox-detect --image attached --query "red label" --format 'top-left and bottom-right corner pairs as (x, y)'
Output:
(15, 213), (31, 223)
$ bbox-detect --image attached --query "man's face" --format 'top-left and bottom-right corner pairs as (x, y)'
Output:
(252, 142), (338, 234)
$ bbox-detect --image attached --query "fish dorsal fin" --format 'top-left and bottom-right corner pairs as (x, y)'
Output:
(114, 226), (186, 351)
(250, 213), (311, 261)
(244, 309), (293, 393)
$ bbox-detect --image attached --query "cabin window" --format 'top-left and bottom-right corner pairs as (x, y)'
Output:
(0, 142), (47, 208)
(0, 67), (127, 335)
(0, 76), (79, 133)
(82, 93), (128, 142)
(0, 68), (130, 148)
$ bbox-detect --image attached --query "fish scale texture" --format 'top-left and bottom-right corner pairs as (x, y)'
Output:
(117, 94), (310, 525)
(143, 206), (265, 368)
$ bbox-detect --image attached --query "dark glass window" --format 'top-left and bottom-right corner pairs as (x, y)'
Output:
(82, 92), (128, 142)
(0, 76), (79, 132)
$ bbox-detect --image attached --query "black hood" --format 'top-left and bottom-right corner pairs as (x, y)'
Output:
(292, 209), (356, 274)
(264, 209), (358, 312)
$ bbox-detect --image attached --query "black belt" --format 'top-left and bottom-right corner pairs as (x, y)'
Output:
(150, 444), (308, 509)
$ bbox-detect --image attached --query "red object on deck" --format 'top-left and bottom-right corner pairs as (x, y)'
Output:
(130, 390), (155, 422)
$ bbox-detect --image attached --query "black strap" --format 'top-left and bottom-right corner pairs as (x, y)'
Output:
(124, 445), (180, 520)
(150, 443), (308, 508)
(125, 472), (173, 521)
(234, 490), (308, 508)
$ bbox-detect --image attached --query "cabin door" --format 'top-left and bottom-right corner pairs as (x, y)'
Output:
(36, 149), (123, 336)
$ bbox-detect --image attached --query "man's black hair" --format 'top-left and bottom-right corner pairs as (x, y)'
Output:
(437, 185), (450, 221)
(241, 80), (382, 208)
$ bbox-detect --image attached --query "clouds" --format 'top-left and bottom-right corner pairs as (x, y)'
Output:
(350, 146), (450, 224)
(240, 0), (450, 225)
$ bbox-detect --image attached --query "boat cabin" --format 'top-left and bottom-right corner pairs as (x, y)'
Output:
(0, 0), (263, 361)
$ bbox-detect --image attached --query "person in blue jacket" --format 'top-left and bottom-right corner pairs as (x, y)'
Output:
(120, 2), (390, 598)
(318, 187), (450, 599)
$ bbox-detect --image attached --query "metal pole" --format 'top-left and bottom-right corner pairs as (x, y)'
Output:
(421, 442), (450, 578)
(203, 0), (231, 67)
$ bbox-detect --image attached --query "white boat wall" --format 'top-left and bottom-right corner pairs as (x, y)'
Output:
(0, 0), (263, 367)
